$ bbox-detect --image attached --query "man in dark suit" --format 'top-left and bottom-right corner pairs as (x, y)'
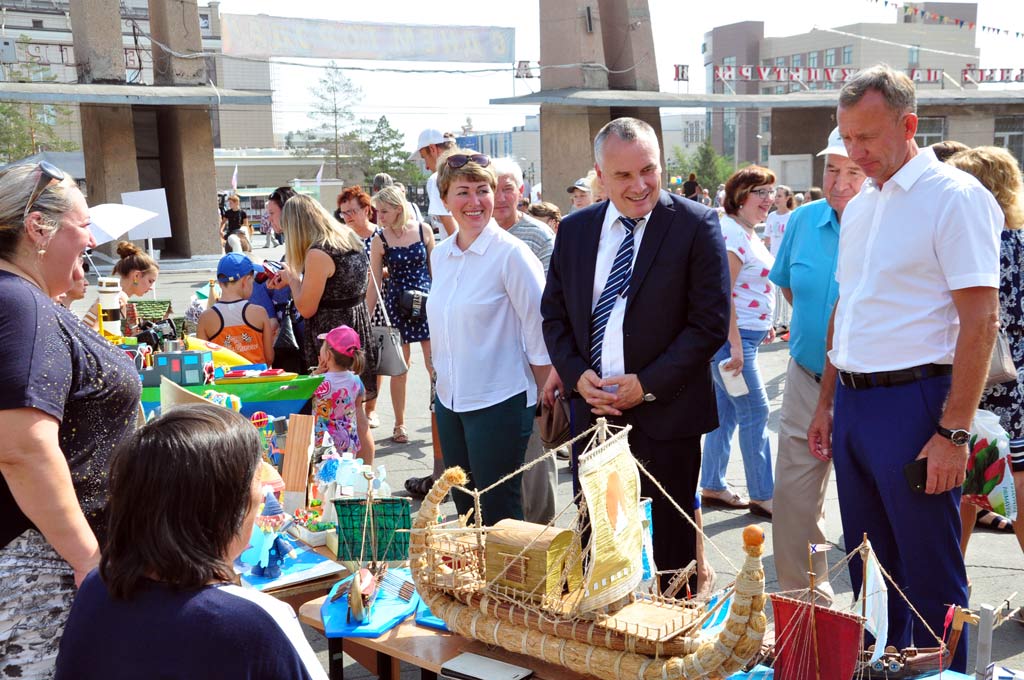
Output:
(541, 117), (730, 579)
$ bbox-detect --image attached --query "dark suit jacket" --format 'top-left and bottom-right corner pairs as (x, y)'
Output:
(541, 190), (730, 441)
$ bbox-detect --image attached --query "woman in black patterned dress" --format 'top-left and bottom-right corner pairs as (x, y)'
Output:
(947, 146), (1024, 555)
(273, 194), (378, 403)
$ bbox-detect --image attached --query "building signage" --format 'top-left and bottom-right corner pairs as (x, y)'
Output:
(962, 68), (1024, 83)
(713, 65), (943, 83)
(673, 65), (689, 81)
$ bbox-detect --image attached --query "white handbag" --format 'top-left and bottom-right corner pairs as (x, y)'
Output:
(986, 329), (1017, 387)
(369, 267), (409, 377)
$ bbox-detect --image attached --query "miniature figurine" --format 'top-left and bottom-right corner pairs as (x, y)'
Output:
(246, 492), (296, 579)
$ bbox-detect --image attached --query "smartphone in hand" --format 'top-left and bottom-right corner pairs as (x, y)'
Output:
(903, 458), (929, 493)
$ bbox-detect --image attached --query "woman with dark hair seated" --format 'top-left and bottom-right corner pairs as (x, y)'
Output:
(54, 404), (327, 680)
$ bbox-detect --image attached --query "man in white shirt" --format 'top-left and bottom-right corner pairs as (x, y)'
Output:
(542, 118), (731, 585)
(808, 65), (1001, 672)
(492, 157), (557, 524)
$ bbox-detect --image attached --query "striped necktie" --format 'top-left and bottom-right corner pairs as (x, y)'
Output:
(590, 215), (640, 376)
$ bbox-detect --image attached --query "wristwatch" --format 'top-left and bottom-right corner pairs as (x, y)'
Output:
(936, 425), (970, 447)
(642, 392), (656, 403)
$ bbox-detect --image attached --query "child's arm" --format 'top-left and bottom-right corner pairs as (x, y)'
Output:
(355, 394), (374, 466)
(195, 309), (214, 341)
(248, 305), (275, 366)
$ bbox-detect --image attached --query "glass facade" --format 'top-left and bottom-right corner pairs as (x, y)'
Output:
(914, 117), (945, 147)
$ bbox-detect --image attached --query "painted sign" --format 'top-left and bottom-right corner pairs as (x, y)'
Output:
(714, 66), (942, 83)
(962, 68), (1024, 83)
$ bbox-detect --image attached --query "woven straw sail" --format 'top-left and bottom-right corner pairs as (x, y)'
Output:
(576, 426), (643, 613)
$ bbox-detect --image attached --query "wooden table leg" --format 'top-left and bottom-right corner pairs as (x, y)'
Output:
(420, 670), (437, 680)
(376, 650), (394, 680)
(328, 637), (346, 680)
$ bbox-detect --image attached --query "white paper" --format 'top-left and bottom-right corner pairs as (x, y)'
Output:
(89, 203), (159, 246)
(120, 188), (172, 241)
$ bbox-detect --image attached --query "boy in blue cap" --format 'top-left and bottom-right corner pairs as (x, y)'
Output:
(197, 253), (275, 366)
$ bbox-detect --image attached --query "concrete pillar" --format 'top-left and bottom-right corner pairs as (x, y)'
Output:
(157, 107), (220, 257)
(539, 0), (608, 91)
(68, 0), (124, 83)
(79, 105), (141, 204)
(147, 0), (206, 85)
(597, 0), (659, 91)
(540, 105), (609, 215)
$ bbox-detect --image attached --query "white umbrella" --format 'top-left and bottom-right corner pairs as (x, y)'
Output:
(89, 203), (159, 246)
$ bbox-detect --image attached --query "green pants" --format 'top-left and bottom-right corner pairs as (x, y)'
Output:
(434, 392), (534, 525)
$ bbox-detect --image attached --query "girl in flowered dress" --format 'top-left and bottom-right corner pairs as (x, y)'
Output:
(312, 325), (374, 465)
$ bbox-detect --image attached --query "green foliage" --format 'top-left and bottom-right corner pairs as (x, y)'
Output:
(308, 61), (361, 178)
(691, 137), (734, 192)
(666, 145), (692, 182)
(0, 40), (78, 163)
(345, 116), (426, 188)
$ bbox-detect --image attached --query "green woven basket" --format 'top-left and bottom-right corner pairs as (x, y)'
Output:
(332, 496), (411, 563)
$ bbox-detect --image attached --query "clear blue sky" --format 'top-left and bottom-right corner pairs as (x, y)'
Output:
(208, 0), (1024, 147)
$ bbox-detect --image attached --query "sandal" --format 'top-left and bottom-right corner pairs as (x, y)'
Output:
(976, 509), (1014, 532)
(404, 474), (435, 499)
(749, 500), (773, 519)
(367, 412), (380, 429)
(701, 488), (750, 509)
(392, 425), (409, 444)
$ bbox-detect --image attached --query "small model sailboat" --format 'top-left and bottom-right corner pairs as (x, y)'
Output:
(410, 419), (768, 680)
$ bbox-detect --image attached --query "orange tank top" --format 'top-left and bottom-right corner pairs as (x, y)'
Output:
(209, 300), (266, 364)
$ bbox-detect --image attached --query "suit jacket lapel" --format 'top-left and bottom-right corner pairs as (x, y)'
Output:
(575, 204), (606, 345)
(625, 191), (673, 311)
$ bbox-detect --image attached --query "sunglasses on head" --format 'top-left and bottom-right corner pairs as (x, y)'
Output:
(445, 153), (491, 169)
(23, 161), (65, 224)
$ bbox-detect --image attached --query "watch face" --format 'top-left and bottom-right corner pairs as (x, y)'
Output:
(951, 430), (970, 446)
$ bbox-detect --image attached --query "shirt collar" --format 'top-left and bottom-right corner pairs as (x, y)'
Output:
(603, 199), (653, 231)
(449, 219), (499, 257)
(879, 146), (934, 193)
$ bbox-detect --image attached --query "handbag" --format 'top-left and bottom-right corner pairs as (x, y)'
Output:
(399, 289), (428, 321)
(539, 392), (572, 449)
(273, 300), (300, 353)
(369, 267), (409, 377)
(986, 328), (1017, 387)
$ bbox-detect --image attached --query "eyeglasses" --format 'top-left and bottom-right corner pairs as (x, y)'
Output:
(23, 161), (65, 224)
(445, 153), (491, 169)
(750, 188), (777, 199)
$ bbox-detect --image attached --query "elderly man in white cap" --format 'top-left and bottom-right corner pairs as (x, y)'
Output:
(411, 128), (457, 239)
(767, 127), (866, 601)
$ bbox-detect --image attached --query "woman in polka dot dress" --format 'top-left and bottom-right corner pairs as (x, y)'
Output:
(366, 186), (435, 444)
(699, 166), (777, 519)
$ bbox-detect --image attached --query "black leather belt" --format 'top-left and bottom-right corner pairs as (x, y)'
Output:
(318, 295), (364, 310)
(795, 362), (822, 384)
(837, 363), (952, 390)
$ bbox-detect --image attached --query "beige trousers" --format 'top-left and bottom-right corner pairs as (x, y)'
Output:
(772, 358), (835, 602)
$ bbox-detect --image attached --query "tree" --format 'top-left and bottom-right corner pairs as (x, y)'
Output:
(691, 137), (735, 193)
(308, 61), (361, 178)
(362, 115), (427, 186)
(0, 38), (78, 163)
(666, 145), (693, 183)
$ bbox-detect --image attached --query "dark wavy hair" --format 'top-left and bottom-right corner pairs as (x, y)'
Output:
(100, 404), (262, 599)
(723, 165), (777, 216)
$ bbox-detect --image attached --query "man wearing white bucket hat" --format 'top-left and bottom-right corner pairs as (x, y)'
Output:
(768, 126), (866, 601)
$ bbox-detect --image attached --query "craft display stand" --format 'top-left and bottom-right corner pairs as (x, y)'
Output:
(299, 595), (594, 680)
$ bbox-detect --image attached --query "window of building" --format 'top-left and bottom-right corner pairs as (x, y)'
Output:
(761, 144), (770, 164)
(32, 19), (43, 28)
(762, 86), (772, 95)
(909, 45), (920, 67)
(809, 81), (818, 90)
(914, 117), (945, 147)
(760, 116), (771, 133)
(792, 53), (803, 68)
(776, 56), (786, 67)
(994, 116), (1024, 167)
(724, 109), (737, 161)
(842, 46), (853, 65)
(808, 51), (819, 68)
(776, 85), (786, 94)
(825, 49), (836, 67)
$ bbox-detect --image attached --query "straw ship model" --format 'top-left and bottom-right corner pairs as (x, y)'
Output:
(409, 420), (768, 680)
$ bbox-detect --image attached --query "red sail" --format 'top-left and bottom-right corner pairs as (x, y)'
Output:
(771, 594), (864, 680)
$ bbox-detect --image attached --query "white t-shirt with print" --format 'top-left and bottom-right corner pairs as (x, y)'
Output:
(720, 214), (776, 331)
(763, 210), (791, 258)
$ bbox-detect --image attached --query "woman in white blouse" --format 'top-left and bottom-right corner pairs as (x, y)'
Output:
(426, 149), (551, 525)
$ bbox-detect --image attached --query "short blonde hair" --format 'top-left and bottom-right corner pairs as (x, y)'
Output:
(282, 194), (364, 270)
(947, 146), (1024, 230)
(0, 163), (78, 259)
(436, 148), (497, 198)
(371, 186), (413, 230)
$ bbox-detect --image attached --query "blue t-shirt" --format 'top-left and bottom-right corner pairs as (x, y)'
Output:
(55, 571), (327, 680)
(768, 199), (841, 376)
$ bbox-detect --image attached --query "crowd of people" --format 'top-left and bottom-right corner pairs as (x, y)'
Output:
(1, 62), (1023, 677)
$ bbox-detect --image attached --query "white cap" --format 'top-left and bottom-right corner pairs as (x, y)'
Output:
(817, 127), (848, 158)
(409, 128), (447, 160)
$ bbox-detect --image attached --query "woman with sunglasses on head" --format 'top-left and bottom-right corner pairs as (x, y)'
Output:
(699, 166), (777, 519)
(0, 163), (141, 678)
(426, 150), (550, 525)
(367, 186), (435, 445)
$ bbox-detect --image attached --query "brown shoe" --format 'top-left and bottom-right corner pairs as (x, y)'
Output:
(701, 488), (750, 509)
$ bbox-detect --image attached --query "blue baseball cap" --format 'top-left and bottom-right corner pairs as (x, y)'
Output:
(217, 253), (260, 282)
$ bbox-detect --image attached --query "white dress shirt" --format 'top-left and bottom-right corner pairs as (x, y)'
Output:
(830, 149), (1002, 373)
(427, 220), (550, 412)
(592, 202), (651, 380)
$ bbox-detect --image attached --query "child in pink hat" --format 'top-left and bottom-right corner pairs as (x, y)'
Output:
(312, 325), (375, 464)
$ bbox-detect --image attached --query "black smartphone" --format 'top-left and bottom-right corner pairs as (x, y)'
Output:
(903, 458), (929, 493)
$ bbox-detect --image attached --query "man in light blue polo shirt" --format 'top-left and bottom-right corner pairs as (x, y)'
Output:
(768, 128), (865, 601)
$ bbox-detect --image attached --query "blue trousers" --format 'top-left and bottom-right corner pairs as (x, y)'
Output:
(700, 328), (774, 501)
(832, 374), (968, 671)
(435, 392), (533, 526)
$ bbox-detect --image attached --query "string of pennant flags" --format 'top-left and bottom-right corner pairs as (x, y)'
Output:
(867, 0), (1024, 39)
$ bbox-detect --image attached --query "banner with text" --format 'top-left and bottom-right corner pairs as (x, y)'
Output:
(222, 14), (515, 63)
(713, 65), (943, 83)
(962, 68), (1024, 84)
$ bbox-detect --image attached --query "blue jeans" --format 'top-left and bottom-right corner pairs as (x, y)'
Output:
(700, 328), (774, 501)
